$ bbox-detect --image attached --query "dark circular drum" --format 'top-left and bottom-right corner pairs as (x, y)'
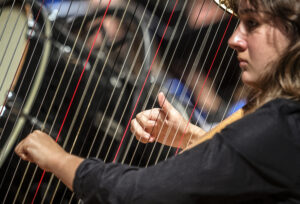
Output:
(0, 1), (51, 167)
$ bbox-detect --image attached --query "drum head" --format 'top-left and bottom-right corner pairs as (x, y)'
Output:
(0, 5), (28, 107)
(0, 3), (51, 167)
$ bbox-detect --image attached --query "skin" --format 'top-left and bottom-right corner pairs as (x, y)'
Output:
(14, 0), (291, 193)
(14, 130), (83, 191)
(130, 92), (205, 149)
(228, 2), (290, 88)
(86, 0), (124, 49)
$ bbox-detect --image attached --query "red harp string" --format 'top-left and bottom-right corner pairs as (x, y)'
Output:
(175, 14), (233, 155)
(31, 1), (112, 203)
(113, 0), (178, 163)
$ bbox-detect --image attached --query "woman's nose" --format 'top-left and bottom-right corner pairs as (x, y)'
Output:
(228, 25), (247, 52)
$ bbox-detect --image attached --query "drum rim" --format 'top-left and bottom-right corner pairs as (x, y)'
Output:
(0, 2), (52, 168)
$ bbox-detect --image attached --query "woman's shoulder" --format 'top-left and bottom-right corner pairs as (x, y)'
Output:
(219, 98), (300, 188)
(260, 98), (300, 114)
(221, 98), (300, 148)
(229, 98), (300, 134)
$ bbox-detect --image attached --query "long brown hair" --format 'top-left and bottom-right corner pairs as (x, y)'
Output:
(224, 0), (300, 112)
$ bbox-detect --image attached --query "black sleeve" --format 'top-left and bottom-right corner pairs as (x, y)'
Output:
(73, 99), (300, 204)
(73, 137), (278, 203)
(221, 99), (300, 190)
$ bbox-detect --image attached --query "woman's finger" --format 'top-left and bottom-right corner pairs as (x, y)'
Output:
(131, 119), (151, 142)
(136, 112), (157, 129)
(15, 138), (33, 162)
(137, 108), (163, 122)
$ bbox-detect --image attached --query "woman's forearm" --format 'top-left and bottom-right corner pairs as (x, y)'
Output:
(50, 153), (84, 191)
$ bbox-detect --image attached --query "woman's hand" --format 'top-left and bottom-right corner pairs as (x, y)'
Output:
(14, 130), (67, 172)
(131, 92), (203, 148)
(15, 130), (84, 191)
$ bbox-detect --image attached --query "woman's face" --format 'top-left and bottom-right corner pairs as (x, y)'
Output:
(228, 1), (290, 88)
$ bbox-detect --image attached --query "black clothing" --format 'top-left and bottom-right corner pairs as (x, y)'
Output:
(73, 98), (300, 203)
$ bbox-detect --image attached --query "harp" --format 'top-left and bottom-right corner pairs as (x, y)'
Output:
(0, 0), (243, 202)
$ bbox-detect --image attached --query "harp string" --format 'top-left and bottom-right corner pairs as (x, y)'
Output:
(167, 8), (232, 146)
(111, 0), (178, 163)
(132, 1), (230, 165)
(95, 7), (147, 161)
(12, 1), (99, 202)
(72, 3), (147, 162)
(150, 1), (229, 158)
(86, 0), (232, 193)
(183, 49), (237, 154)
(34, 1), (118, 201)
(188, 50), (236, 143)
(30, 1), (110, 202)
(0, 0), (21, 66)
(0, 1), (24, 130)
(0, 0), (38, 194)
(101, 0), (164, 164)
(63, 0), (176, 171)
(42, 7), (159, 201)
(41, 0), (112, 157)
(132, 0), (194, 167)
(166, 15), (240, 160)
(82, 0), (166, 165)
(136, 81), (175, 167)
(0, 0), (12, 31)
(3, 0), (111, 202)
(31, 0), (150, 201)
(1, 0), (55, 201)
(123, 0), (209, 164)
(6, 1), (101, 202)
(58, 0), (171, 171)
(0, 0), (119, 202)
(154, 3), (232, 165)
(87, 0), (161, 167)
(176, 0), (227, 125)
(2, 0), (72, 202)
(30, 1), (113, 202)
(47, 2), (110, 142)
(56, 0), (171, 202)
(174, 14), (234, 154)
(143, 0), (229, 166)
(122, 0), (203, 166)
(124, 0), (192, 166)
(0, 0), (244, 201)
(129, 0), (231, 166)
(152, 7), (232, 158)
(83, 2), (142, 161)
(48, 1), (137, 202)
(3, 1), (69, 202)
(0, 0), (30, 141)
(0, 2), (36, 114)
(146, 0), (216, 165)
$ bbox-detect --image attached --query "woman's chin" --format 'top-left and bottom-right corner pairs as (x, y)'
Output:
(241, 74), (256, 88)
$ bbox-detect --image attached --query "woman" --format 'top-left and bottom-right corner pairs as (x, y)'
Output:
(15, 0), (300, 203)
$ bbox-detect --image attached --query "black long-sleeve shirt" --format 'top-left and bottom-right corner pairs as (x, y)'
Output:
(73, 98), (300, 203)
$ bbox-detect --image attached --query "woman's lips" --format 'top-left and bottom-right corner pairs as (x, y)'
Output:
(238, 57), (248, 69)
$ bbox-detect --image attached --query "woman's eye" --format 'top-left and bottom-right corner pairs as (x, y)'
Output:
(245, 19), (259, 30)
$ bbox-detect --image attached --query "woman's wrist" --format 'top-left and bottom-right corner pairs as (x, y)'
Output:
(184, 124), (206, 148)
(51, 152), (84, 191)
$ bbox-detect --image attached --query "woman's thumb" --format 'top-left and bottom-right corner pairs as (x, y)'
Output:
(158, 92), (173, 114)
